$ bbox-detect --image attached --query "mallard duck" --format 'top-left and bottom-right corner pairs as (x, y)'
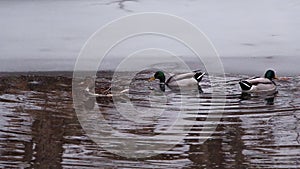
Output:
(149, 70), (205, 91)
(239, 69), (277, 93)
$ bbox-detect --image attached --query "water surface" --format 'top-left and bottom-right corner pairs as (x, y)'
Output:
(0, 71), (299, 168)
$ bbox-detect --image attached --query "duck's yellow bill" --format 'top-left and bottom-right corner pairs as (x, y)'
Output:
(274, 76), (278, 79)
(148, 77), (156, 82)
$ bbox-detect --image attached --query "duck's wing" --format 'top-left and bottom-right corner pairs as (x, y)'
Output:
(247, 78), (273, 85)
(166, 71), (204, 86)
(246, 78), (276, 93)
(166, 72), (196, 86)
(254, 82), (277, 92)
(171, 72), (195, 81)
(165, 73), (192, 84)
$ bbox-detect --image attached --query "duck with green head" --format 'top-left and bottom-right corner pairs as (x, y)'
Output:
(149, 70), (205, 91)
(239, 69), (278, 93)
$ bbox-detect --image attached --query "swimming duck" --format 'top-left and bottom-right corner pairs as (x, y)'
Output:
(239, 69), (277, 94)
(149, 70), (205, 91)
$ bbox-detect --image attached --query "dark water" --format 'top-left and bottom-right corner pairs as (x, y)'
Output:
(0, 71), (299, 168)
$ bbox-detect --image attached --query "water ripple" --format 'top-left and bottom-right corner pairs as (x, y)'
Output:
(0, 72), (299, 168)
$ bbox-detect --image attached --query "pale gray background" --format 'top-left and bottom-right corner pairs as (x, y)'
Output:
(0, 0), (299, 72)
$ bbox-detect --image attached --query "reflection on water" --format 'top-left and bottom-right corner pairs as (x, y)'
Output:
(0, 72), (299, 168)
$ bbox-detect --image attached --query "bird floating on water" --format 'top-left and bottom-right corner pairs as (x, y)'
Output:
(149, 70), (205, 92)
(239, 69), (278, 94)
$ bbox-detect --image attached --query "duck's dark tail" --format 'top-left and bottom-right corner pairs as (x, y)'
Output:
(194, 72), (205, 82)
(239, 81), (252, 91)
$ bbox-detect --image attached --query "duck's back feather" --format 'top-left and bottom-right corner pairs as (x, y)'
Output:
(167, 78), (198, 87)
(251, 83), (276, 93)
(166, 72), (200, 87)
(166, 72), (195, 84)
(247, 78), (273, 85)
